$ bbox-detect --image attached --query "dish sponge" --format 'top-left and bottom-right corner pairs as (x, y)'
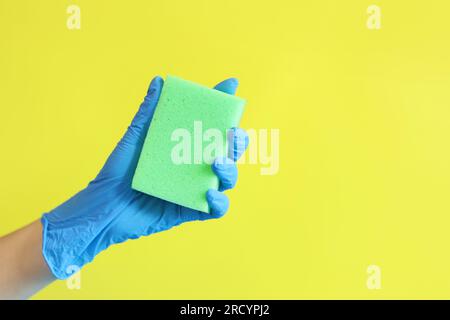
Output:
(132, 75), (246, 213)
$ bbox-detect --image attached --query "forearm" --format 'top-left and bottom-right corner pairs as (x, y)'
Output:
(0, 220), (55, 299)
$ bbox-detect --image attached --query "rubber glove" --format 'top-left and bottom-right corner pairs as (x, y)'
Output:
(41, 77), (249, 279)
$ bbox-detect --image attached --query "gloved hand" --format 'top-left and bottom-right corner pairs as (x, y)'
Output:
(41, 76), (249, 279)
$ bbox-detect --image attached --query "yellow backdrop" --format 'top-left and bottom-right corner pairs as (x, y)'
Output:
(1, 0), (450, 299)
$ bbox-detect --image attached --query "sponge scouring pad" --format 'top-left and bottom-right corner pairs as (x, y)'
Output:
(131, 75), (246, 213)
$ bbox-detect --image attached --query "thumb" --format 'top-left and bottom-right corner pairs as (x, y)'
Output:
(96, 76), (163, 179)
(121, 76), (164, 147)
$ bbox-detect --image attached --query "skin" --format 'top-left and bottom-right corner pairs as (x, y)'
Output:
(0, 220), (54, 299)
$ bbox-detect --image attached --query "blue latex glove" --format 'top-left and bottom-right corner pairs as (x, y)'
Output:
(41, 77), (249, 279)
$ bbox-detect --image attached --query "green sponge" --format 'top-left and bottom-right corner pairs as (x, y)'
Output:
(132, 75), (246, 213)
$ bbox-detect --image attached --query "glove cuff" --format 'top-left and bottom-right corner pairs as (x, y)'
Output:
(41, 216), (71, 280)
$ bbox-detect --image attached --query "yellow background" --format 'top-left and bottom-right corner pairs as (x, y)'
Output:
(1, 0), (450, 299)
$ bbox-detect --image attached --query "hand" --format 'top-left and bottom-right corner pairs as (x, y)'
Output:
(41, 77), (249, 279)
